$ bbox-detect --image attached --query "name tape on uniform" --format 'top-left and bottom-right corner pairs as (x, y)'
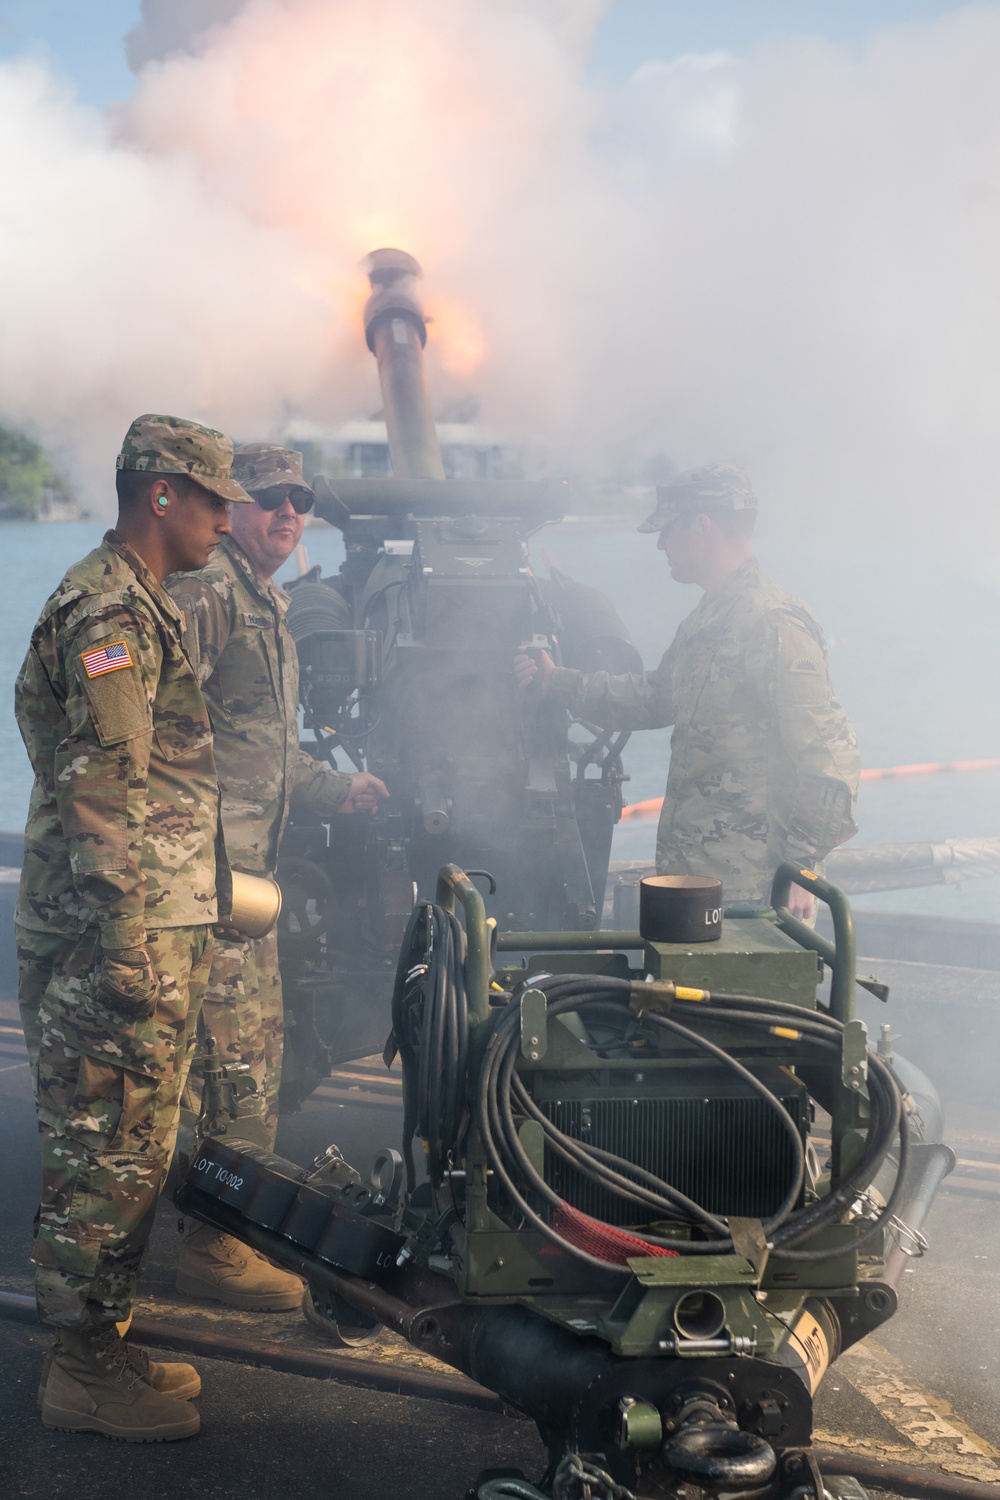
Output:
(81, 640), (134, 678)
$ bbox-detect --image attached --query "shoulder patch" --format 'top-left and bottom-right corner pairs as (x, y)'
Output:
(80, 640), (134, 678)
(78, 645), (151, 746)
(774, 603), (825, 642)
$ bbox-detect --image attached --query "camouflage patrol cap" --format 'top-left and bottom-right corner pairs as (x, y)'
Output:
(233, 443), (314, 499)
(638, 463), (757, 533)
(116, 414), (253, 502)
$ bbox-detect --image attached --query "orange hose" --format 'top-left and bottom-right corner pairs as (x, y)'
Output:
(620, 797), (664, 822)
(619, 758), (1000, 822)
(858, 757), (1000, 782)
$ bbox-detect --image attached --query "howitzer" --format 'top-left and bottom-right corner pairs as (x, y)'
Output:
(275, 248), (641, 1101)
(178, 863), (952, 1500)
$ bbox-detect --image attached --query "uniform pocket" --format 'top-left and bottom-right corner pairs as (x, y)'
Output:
(153, 724), (213, 762)
(217, 617), (277, 721)
(37, 1050), (160, 1155)
(43, 987), (173, 1082)
(56, 744), (130, 873)
(37, 1006), (174, 1163)
(33, 933), (174, 1150)
(152, 635), (214, 759)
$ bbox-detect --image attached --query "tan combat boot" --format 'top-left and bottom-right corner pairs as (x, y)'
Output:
(177, 1223), (303, 1311)
(38, 1341), (201, 1406)
(40, 1323), (200, 1441)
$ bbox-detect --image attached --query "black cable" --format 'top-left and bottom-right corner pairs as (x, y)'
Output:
(389, 901), (469, 1191)
(664, 992), (909, 1258)
(475, 1010), (636, 1278)
(475, 974), (909, 1269)
(653, 997), (908, 1258)
(324, 702), (381, 744)
(389, 901), (432, 1195)
(481, 991), (782, 1256)
(360, 577), (405, 632)
(393, 950), (908, 1270)
(501, 999), (790, 1236)
(508, 1069), (728, 1233)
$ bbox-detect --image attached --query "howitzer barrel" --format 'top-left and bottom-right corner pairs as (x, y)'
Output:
(363, 248), (446, 480)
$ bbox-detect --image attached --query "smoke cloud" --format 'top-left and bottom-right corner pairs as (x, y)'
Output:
(0, 0), (997, 573)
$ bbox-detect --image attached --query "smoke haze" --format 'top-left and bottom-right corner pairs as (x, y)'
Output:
(0, 0), (998, 573)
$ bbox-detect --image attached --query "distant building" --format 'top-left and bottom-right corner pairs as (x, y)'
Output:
(37, 487), (86, 522)
(280, 414), (651, 521)
(284, 416), (515, 482)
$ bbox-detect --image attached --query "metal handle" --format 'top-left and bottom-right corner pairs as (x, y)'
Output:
(770, 861), (857, 1022)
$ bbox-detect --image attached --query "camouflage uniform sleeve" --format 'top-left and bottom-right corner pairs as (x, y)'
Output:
(56, 607), (158, 949)
(288, 751), (353, 816)
(548, 644), (676, 730)
(750, 609), (861, 864)
(165, 574), (232, 684)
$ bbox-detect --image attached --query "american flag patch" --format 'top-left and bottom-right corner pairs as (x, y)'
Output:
(81, 640), (134, 678)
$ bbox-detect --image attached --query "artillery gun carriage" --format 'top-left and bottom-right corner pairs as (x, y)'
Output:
(275, 250), (639, 1100)
(179, 863), (952, 1500)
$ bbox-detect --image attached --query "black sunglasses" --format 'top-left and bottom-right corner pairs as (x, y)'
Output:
(254, 485), (314, 515)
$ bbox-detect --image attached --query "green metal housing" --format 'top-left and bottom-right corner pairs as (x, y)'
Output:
(432, 864), (889, 1367)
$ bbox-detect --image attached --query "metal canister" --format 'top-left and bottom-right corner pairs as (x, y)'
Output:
(219, 871), (282, 940)
(639, 875), (723, 944)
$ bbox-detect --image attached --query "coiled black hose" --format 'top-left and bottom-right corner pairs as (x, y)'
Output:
(475, 973), (908, 1273)
(389, 901), (469, 1192)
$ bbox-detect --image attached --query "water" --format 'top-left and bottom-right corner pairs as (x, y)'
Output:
(3, 517), (999, 920)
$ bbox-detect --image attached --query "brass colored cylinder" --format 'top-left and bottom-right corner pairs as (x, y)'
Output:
(221, 871), (282, 939)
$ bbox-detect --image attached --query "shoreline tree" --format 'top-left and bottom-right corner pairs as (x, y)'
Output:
(0, 426), (78, 520)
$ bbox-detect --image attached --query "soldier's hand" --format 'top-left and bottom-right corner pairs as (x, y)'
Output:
(787, 884), (817, 922)
(337, 771), (390, 815)
(96, 945), (159, 1019)
(515, 648), (555, 694)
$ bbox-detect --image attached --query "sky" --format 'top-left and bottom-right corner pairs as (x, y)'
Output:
(0, 1), (973, 105)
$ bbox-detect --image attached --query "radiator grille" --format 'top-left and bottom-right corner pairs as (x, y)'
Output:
(540, 1087), (807, 1224)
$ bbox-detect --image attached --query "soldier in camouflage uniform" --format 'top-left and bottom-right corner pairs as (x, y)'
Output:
(515, 465), (859, 918)
(167, 443), (387, 1310)
(14, 414), (253, 1441)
